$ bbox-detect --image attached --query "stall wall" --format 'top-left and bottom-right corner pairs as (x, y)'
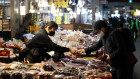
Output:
(59, 23), (92, 31)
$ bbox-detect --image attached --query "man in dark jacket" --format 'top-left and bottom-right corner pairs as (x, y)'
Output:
(19, 21), (75, 63)
(78, 20), (130, 79)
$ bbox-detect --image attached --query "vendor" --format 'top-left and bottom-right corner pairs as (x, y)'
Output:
(19, 21), (75, 63)
(77, 20), (130, 79)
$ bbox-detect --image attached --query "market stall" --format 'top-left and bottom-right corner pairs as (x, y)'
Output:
(0, 58), (112, 79)
(0, 29), (112, 79)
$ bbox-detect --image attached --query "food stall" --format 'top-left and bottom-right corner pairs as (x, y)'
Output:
(26, 0), (92, 34)
(0, 0), (112, 79)
(0, 29), (112, 79)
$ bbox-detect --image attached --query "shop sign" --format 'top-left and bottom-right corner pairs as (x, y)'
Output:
(58, 0), (63, 7)
(50, 0), (68, 8)
(62, 0), (69, 8)
(129, 0), (132, 3)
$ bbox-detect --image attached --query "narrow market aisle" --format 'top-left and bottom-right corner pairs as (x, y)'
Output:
(133, 37), (140, 79)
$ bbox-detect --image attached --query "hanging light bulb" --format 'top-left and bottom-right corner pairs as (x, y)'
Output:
(69, 0), (72, 4)
(20, 0), (25, 15)
(72, 0), (76, 5)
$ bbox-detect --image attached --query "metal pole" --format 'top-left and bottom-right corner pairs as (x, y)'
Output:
(11, 0), (15, 38)
(92, 0), (99, 28)
(25, 0), (30, 14)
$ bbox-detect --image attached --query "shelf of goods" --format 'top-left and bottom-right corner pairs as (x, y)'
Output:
(0, 57), (112, 79)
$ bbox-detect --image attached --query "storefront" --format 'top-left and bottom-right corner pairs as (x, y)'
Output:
(27, 0), (92, 33)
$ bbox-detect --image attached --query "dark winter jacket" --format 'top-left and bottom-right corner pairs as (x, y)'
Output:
(85, 28), (130, 68)
(19, 29), (69, 63)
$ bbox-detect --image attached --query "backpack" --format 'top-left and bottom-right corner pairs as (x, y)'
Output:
(114, 28), (136, 54)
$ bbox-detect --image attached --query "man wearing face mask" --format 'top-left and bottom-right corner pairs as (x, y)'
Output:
(19, 21), (76, 63)
(78, 20), (130, 79)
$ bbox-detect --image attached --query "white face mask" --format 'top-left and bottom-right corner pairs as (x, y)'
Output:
(98, 31), (104, 38)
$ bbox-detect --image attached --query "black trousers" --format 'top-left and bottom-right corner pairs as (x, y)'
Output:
(132, 28), (138, 41)
(111, 65), (130, 79)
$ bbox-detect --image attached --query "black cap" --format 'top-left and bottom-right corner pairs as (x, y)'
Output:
(92, 20), (107, 35)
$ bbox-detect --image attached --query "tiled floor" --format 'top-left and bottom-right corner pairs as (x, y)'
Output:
(133, 37), (140, 79)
